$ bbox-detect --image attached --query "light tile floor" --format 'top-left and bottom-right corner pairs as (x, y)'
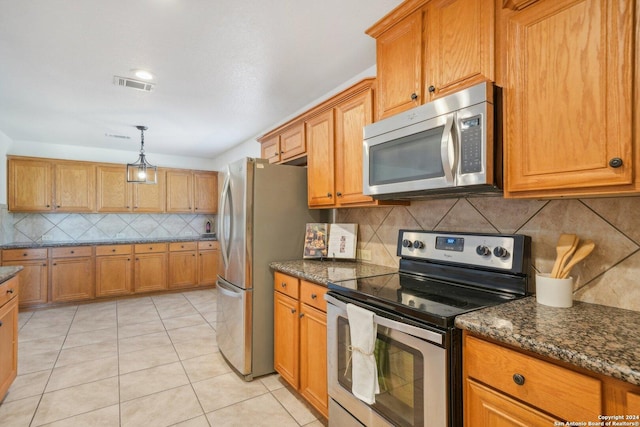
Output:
(0, 289), (327, 427)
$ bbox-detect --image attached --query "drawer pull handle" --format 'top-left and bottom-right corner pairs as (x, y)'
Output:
(7, 289), (14, 294)
(23, 253), (27, 257)
(513, 373), (525, 386)
(281, 283), (286, 288)
(290, 308), (296, 314)
(112, 249), (116, 252)
(311, 293), (317, 299)
(70, 250), (75, 254)
(299, 313), (304, 318)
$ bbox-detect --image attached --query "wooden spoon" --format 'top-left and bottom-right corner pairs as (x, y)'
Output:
(559, 240), (595, 279)
(550, 234), (579, 278)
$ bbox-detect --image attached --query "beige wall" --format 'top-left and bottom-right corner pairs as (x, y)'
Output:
(337, 196), (640, 312)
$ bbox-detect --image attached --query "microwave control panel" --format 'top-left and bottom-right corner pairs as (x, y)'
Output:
(459, 114), (483, 174)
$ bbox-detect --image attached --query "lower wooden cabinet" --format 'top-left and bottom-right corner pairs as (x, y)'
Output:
(1, 248), (48, 307)
(197, 241), (219, 286)
(51, 246), (95, 303)
(273, 272), (328, 418)
(95, 245), (133, 297)
(134, 244), (168, 293)
(169, 242), (197, 289)
(0, 276), (19, 401)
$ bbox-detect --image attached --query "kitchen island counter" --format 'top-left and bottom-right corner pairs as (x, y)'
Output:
(269, 259), (397, 286)
(455, 296), (640, 385)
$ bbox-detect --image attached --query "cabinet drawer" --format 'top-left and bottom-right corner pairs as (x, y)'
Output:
(51, 246), (92, 258)
(465, 335), (602, 421)
(300, 280), (327, 312)
(169, 242), (197, 252)
(2, 248), (47, 261)
(274, 272), (299, 299)
(198, 241), (219, 251)
(96, 245), (132, 256)
(0, 276), (19, 308)
(135, 243), (168, 254)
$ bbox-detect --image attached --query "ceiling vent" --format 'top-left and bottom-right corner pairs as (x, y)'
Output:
(113, 76), (155, 92)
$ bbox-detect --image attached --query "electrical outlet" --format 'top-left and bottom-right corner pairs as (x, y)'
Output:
(41, 234), (52, 241)
(358, 249), (372, 261)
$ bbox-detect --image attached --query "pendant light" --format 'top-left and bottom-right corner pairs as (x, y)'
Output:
(126, 125), (158, 184)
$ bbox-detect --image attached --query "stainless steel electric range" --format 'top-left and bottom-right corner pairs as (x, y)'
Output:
(325, 230), (531, 427)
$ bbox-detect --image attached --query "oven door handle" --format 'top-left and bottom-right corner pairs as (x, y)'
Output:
(325, 294), (444, 346)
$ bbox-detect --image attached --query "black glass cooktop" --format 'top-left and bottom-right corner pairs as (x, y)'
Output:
(327, 272), (520, 329)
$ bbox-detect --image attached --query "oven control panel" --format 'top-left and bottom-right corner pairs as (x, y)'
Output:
(399, 230), (520, 271)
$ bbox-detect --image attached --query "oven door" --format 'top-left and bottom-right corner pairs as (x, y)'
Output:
(363, 112), (456, 197)
(326, 294), (447, 427)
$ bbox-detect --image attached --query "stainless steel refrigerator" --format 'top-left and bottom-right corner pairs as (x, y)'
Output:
(216, 157), (324, 380)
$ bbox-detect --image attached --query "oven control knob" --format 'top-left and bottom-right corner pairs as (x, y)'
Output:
(476, 245), (491, 256)
(493, 246), (510, 259)
(413, 240), (424, 249)
(402, 239), (413, 248)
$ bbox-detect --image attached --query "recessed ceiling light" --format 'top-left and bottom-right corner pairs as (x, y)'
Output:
(132, 69), (154, 80)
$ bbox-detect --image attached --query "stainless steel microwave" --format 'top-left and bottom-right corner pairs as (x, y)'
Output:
(363, 81), (502, 199)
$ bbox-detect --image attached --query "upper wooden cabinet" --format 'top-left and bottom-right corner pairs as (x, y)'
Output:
(96, 165), (166, 213)
(306, 110), (336, 208)
(367, 0), (494, 120)
(8, 157), (95, 212)
(500, 0), (636, 198)
(258, 122), (306, 165)
(166, 169), (218, 214)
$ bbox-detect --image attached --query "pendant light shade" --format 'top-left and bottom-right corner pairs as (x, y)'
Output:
(127, 125), (157, 184)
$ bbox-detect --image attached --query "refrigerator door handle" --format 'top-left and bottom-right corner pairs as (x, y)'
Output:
(217, 277), (241, 297)
(218, 171), (231, 269)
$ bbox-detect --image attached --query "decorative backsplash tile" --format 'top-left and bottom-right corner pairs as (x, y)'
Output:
(0, 205), (216, 244)
(337, 196), (640, 312)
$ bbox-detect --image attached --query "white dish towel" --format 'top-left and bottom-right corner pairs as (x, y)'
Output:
(346, 303), (380, 405)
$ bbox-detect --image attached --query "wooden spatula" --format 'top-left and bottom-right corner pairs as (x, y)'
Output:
(559, 240), (595, 279)
(550, 234), (579, 278)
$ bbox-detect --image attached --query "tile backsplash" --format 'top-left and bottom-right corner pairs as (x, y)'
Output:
(0, 205), (216, 244)
(337, 196), (640, 312)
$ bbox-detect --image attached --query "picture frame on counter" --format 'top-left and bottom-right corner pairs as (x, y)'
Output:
(303, 223), (357, 259)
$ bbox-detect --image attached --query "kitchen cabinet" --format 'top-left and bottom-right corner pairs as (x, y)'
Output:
(134, 243), (168, 293)
(463, 333), (602, 425)
(8, 157), (52, 211)
(1, 248), (48, 307)
(273, 272), (328, 417)
(306, 110), (336, 208)
(95, 245), (133, 297)
(0, 275), (18, 401)
(51, 246), (95, 303)
(197, 240), (219, 286)
(258, 122), (306, 165)
(500, 0), (637, 198)
(168, 241), (197, 289)
(167, 170), (218, 214)
(54, 162), (96, 212)
(96, 165), (166, 213)
(366, 0), (494, 120)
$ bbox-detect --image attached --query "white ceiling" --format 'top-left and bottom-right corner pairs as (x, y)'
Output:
(0, 0), (402, 159)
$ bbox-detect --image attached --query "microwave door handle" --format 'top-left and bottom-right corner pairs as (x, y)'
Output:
(440, 113), (456, 184)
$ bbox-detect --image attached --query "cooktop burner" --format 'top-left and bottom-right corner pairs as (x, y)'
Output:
(327, 230), (531, 329)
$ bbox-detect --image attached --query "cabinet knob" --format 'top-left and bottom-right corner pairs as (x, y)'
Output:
(46, 204), (50, 208)
(290, 308), (296, 314)
(280, 150), (284, 154)
(281, 282), (287, 288)
(513, 373), (525, 386)
(56, 205), (61, 208)
(311, 293), (317, 299)
(53, 263), (57, 266)
(299, 313), (304, 318)
(149, 247), (153, 250)
(70, 250), (75, 254)
(23, 253), (27, 257)
(428, 85), (436, 93)
(410, 92), (418, 101)
(327, 193), (332, 198)
(42, 263), (46, 267)
(0, 321), (2, 327)
(126, 206), (130, 209)
(195, 207), (199, 210)
(127, 258), (131, 261)
(609, 157), (623, 168)
(112, 249), (116, 252)
(336, 192), (342, 197)
(7, 289), (14, 294)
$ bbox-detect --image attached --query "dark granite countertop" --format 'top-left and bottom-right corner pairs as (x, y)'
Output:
(0, 266), (23, 282)
(269, 259), (397, 286)
(1, 235), (217, 249)
(455, 297), (640, 385)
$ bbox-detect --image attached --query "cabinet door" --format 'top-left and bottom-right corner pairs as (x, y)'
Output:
(0, 297), (18, 400)
(306, 110), (336, 208)
(426, 0), (494, 98)
(54, 162), (96, 212)
(335, 88), (375, 206)
(96, 165), (131, 212)
(2, 260), (48, 307)
(261, 135), (281, 164)
(280, 123), (305, 161)
(503, 0), (633, 195)
(168, 251), (197, 289)
(166, 170), (193, 213)
(300, 304), (328, 418)
(132, 169), (165, 212)
(193, 172), (218, 214)
(198, 250), (218, 286)
(135, 253), (168, 292)
(96, 255), (132, 297)
(465, 379), (560, 426)
(51, 257), (95, 302)
(274, 291), (300, 388)
(373, 8), (423, 120)
(8, 158), (52, 211)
